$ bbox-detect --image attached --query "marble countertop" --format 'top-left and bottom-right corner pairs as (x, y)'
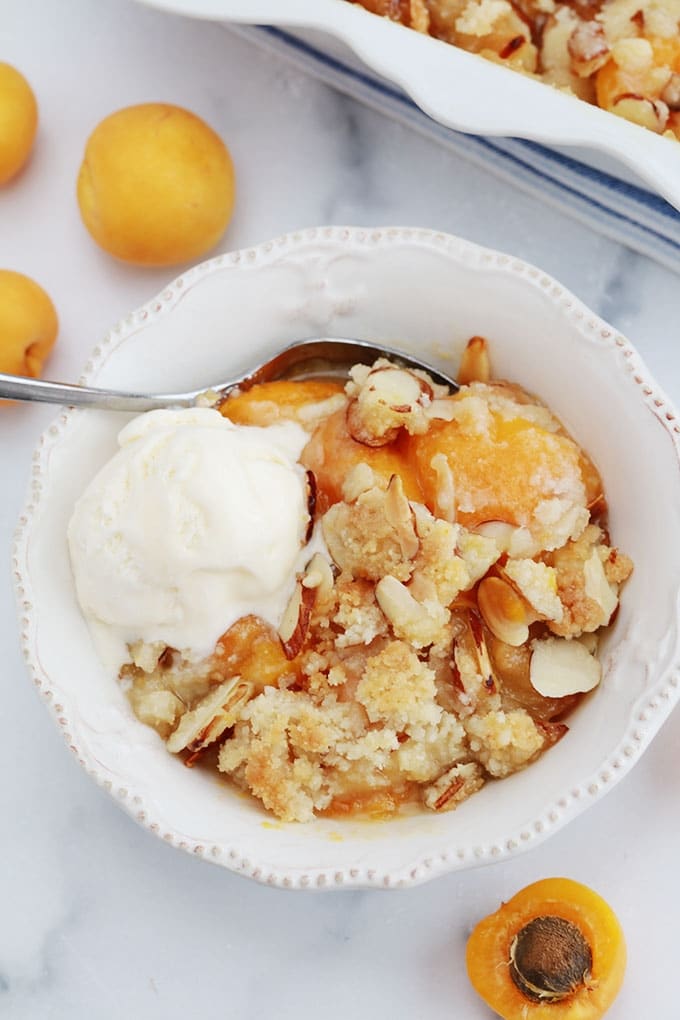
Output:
(2, 1), (679, 1016)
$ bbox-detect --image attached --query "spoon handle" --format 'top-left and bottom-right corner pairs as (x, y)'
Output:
(0, 373), (195, 412)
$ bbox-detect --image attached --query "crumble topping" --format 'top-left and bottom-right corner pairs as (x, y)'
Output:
(119, 339), (632, 823)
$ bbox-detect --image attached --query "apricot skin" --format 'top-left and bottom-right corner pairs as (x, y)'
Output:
(77, 103), (235, 266)
(0, 63), (38, 185)
(0, 270), (58, 379)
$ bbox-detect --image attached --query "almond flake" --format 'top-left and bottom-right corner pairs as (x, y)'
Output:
(301, 552), (335, 600)
(342, 463), (377, 502)
(430, 453), (456, 523)
(530, 637), (601, 698)
(278, 582), (316, 658)
(583, 549), (618, 623)
(384, 474), (419, 560)
(478, 576), (529, 647)
(457, 336), (490, 385)
(473, 521), (538, 557)
(166, 677), (254, 754)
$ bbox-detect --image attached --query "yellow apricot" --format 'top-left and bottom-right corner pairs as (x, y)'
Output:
(0, 63), (38, 185)
(0, 270), (58, 378)
(77, 103), (235, 266)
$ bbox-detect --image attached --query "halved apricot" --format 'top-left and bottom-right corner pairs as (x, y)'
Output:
(214, 615), (299, 692)
(466, 877), (626, 1019)
(409, 409), (584, 529)
(301, 407), (422, 513)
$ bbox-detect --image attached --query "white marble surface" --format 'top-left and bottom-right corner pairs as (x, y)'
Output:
(2, 1), (679, 1016)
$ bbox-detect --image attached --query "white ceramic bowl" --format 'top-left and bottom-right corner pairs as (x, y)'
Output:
(137, 0), (680, 210)
(13, 227), (680, 890)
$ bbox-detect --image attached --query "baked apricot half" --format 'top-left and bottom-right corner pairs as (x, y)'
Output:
(466, 878), (626, 1018)
(220, 378), (344, 427)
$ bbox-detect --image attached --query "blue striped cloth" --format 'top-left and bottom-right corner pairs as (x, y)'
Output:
(231, 23), (680, 274)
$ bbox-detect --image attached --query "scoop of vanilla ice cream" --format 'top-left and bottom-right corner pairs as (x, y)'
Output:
(68, 407), (310, 668)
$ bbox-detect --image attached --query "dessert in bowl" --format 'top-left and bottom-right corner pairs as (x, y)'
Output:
(14, 226), (680, 888)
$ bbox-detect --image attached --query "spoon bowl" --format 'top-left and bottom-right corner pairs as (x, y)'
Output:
(0, 337), (458, 412)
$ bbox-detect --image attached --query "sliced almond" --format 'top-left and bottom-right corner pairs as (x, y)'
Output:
(583, 549), (618, 624)
(278, 581), (316, 659)
(363, 365), (430, 407)
(384, 474), (419, 560)
(567, 21), (610, 77)
(166, 676), (254, 754)
(342, 462), (378, 502)
(467, 610), (497, 693)
(305, 469), (317, 542)
(346, 362), (435, 445)
(411, 500), (435, 535)
(430, 452), (456, 523)
(279, 581), (302, 644)
(457, 336), (490, 386)
(346, 398), (399, 447)
(613, 94), (669, 133)
(478, 576), (529, 647)
(423, 761), (485, 812)
(375, 575), (449, 648)
(301, 552), (335, 601)
(529, 637), (601, 698)
(661, 73), (680, 111)
(472, 521), (538, 557)
(472, 520), (516, 552)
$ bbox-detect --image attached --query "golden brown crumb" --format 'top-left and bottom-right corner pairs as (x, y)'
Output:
(546, 524), (632, 636)
(411, 511), (471, 604)
(357, 640), (442, 731)
(323, 485), (418, 582)
(464, 709), (545, 777)
(333, 575), (389, 647)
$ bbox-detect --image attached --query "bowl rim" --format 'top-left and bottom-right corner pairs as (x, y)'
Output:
(12, 225), (680, 890)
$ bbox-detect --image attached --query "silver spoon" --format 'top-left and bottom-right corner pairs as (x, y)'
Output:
(0, 337), (459, 412)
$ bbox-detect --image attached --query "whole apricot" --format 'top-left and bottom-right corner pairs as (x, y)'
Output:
(76, 103), (235, 266)
(0, 63), (38, 185)
(0, 270), (58, 377)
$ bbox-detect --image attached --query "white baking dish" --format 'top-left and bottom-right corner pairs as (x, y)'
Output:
(136, 0), (680, 210)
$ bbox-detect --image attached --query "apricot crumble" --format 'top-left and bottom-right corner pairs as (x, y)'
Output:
(120, 339), (632, 823)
